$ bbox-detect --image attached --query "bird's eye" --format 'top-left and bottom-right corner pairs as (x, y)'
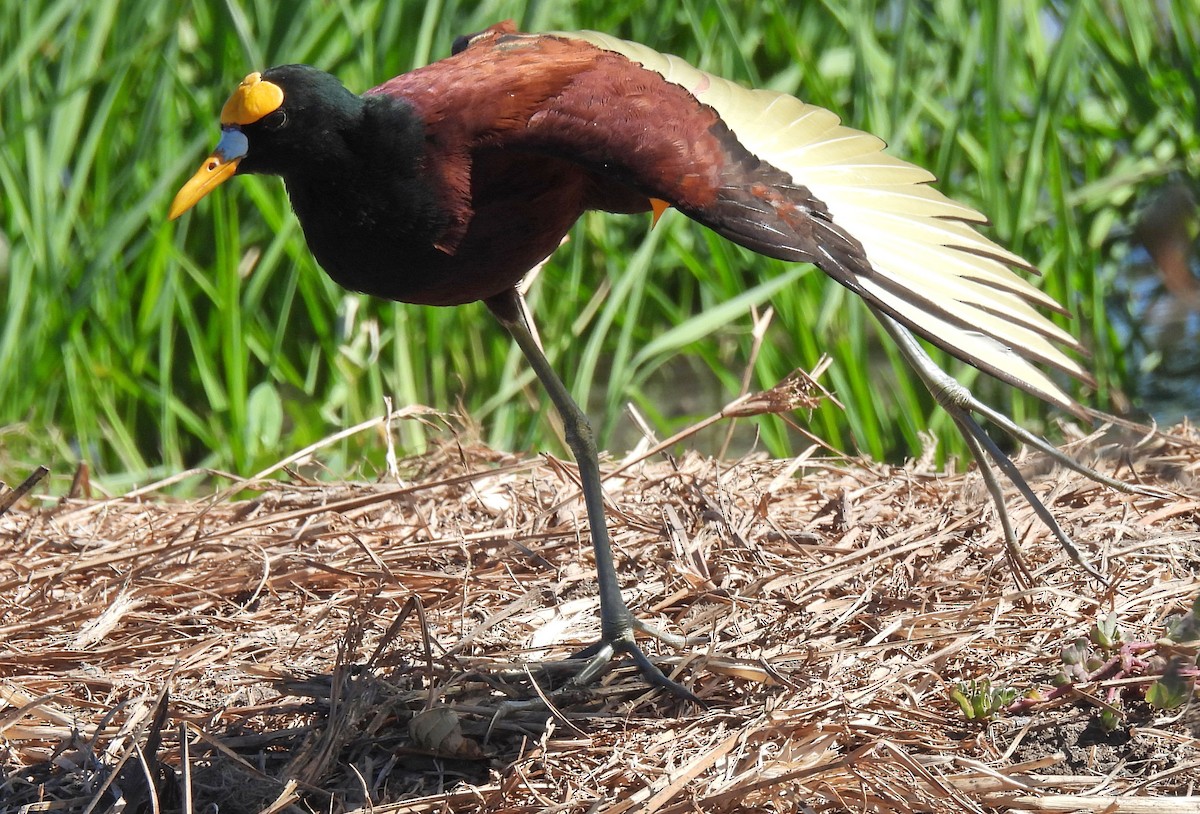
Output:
(261, 109), (287, 130)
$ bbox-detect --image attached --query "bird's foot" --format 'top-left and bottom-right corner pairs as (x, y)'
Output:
(486, 630), (704, 731)
(486, 615), (705, 724)
(567, 625), (706, 704)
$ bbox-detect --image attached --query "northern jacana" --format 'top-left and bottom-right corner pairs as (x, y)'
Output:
(171, 22), (1141, 702)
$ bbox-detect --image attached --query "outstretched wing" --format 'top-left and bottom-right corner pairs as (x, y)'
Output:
(553, 30), (1088, 412)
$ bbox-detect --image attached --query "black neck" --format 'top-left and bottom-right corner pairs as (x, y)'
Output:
(282, 95), (450, 298)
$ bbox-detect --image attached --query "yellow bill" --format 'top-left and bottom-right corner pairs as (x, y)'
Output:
(168, 128), (249, 220)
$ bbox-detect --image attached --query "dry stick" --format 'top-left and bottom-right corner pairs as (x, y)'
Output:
(132, 742), (161, 814)
(53, 407), (445, 523)
(0, 465), (49, 516)
(256, 780), (302, 814)
(368, 594), (439, 709)
(81, 695), (156, 814)
(533, 355), (843, 526)
(67, 460), (90, 500)
(717, 304), (774, 460)
(611, 354), (842, 486)
(604, 726), (747, 814)
(188, 459), (539, 542)
(179, 722), (193, 814)
(1004, 794), (1200, 813)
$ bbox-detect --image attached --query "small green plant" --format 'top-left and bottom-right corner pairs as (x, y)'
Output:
(950, 679), (1018, 721)
(1089, 612), (1124, 651)
(1146, 659), (1194, 711)
(1009, 603), (1200, 721)
(1053, 636), (1096, 685)
(1163, 596), (1200, 645)
(1146, 596), (1200, 711)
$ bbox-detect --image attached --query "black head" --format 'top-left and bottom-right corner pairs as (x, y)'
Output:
(169, 65), (364, 218)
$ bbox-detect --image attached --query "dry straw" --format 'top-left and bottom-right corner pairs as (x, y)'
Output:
(1, 411), (1198, 813)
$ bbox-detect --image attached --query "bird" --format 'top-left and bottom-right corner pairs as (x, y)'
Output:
(170, 21), (1143, 702)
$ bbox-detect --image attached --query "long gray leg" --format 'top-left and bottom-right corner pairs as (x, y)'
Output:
(871, 308), (1117, 584)
(486, 289), (701, 703)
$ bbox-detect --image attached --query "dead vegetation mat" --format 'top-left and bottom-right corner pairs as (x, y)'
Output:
(2, 421), (1200, 813)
